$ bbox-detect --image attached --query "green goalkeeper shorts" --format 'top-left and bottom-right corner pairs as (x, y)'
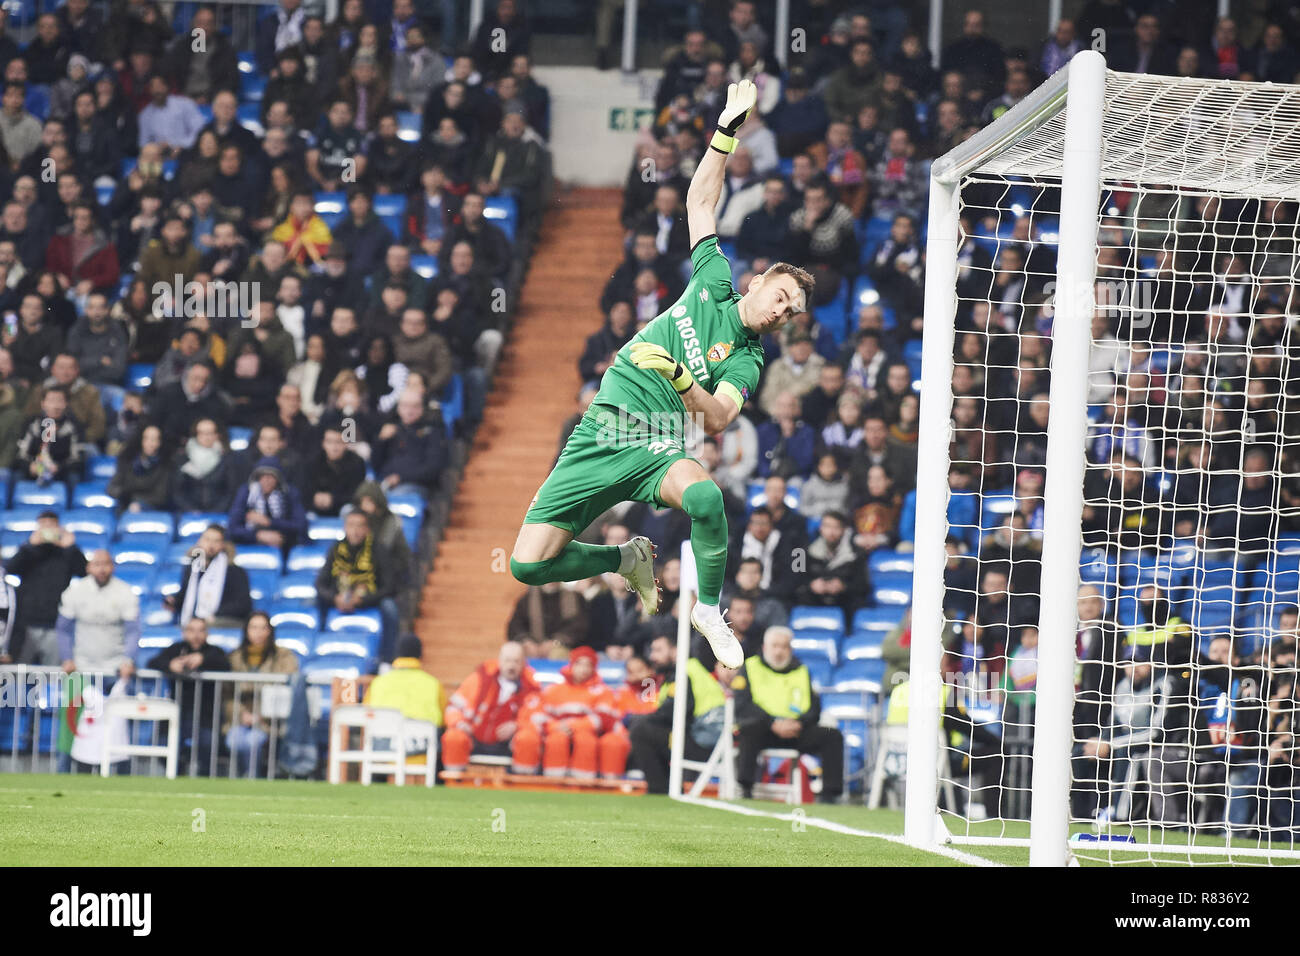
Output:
(522, 404), (694, 535)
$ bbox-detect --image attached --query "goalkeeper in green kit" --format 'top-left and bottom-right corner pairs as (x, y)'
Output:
(509, 80), (813, 668)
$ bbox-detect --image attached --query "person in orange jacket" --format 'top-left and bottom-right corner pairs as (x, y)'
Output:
(514, 645), (623, 779)
(601, 651), (663, 779)
(442, 641), (541, 772)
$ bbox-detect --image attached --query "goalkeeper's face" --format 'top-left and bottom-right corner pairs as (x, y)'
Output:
(743, 271), (805, 335)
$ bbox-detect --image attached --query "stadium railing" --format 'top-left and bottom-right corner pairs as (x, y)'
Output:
(0, 664), (334, 779)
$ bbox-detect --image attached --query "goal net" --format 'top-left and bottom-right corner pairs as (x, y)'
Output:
(906, 50), (1300, 865)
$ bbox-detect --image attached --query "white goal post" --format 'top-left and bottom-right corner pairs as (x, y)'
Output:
(907, 49), (1300, 865)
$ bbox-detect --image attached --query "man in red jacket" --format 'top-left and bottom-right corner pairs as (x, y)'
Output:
(45, 202), (120, 303)
(441, 640), (540, 772)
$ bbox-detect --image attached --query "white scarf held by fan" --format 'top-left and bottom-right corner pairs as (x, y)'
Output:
(181, 550), (229, 624)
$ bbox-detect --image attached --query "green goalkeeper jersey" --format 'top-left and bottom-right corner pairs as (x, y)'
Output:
(593, 235), (764, 425)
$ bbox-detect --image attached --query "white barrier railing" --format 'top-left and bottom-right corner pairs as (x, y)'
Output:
(0, 665), (330, 779)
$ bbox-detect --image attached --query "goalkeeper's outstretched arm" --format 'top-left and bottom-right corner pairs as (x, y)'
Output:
(686, 80), (757, 248)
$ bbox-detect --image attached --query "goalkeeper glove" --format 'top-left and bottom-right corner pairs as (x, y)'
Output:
(711, 79), (758, 155)
(630, 341), (694, 394)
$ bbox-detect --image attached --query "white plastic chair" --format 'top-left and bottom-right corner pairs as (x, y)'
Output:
(362, 718), (438, 787)
(100, 696), (180, 779)
(328, 706), (437, 785)
(753, 748), (804, 804)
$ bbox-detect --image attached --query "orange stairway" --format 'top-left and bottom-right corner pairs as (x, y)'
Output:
(417, 187), (625, 685)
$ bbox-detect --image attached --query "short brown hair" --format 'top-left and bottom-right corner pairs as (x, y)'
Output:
(761, 261), (815, 313)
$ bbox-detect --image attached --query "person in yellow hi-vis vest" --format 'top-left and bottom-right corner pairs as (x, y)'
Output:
(363, 634), (446, 767)
(733, 626), (843, 803)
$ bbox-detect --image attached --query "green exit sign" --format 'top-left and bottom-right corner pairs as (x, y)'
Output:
(609, 107), (656, 132)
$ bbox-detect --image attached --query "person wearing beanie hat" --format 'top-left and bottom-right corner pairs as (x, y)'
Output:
(512, 645), (629, 779)
(228, 453), (308, 553)
(364, 633), (446, 733)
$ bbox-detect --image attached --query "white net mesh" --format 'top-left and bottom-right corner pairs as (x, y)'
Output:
(934, 68), (1300, 864)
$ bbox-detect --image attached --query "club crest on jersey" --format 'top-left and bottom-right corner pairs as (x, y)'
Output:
(699, 288), (709, 302)
(706, 342), (732, 362)
(671, 304), (687, 318)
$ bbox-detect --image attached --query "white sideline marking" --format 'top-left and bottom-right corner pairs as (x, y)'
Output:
(673, 794), (1004, 867)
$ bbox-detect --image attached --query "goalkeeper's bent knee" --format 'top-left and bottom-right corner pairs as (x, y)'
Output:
(510, 556), (553, 587)
(681, 480), (725, 524)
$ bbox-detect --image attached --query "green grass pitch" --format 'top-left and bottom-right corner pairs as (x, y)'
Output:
(0, 773), (986, 866)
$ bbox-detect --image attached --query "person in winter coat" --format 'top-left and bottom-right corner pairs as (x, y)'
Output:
(163, 523), (252, 628)
(315, 508), (399, 660)
(513, 645), (627, 779)
(106, 423), (171, 515)
(23, 352), (106, 445)
(305, 425), (367, 517)
(794, 511), (866, 611)
(2, 510), (85, 665)
(228, 456), (308, 552)
(154, 361), (231, 445)
(371, 388), (445, 495)
(44, 203), (121, 302)
(441, 641), (540, 771)
(225, 610), (299, 778)
(350, 479), (413, 593)
(171, 417), (233, 513)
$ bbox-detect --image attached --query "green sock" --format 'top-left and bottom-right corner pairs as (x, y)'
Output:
(682, 481), (728, 605)
(511, 541), (622, 586)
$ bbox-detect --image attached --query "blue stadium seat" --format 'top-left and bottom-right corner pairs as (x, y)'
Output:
(273, 627), (317, 661)
(868, 550), (914, 575)
(395, 111), (421, 142)
(789, 606), (846, 633)
(528, 658), (564, 686)
(232, 544), (283, 572)
(401, 515), (420, 549)
(483, 195), (518, 241)
(11, 481), (67, 508)
(236, 102), (264, 136)
(140, 598), (176, 627)
(315, 626), (380, 659)
(790, 633), (837, 668)
(74, 532), (110, 560)
(117, 511), (175, 538)
(114, 565), (157, 596)
(96, 183), (114, 206)
(410, 254), (438, 279)
(112, 533), (170, 566)
(373, 194), (407, 239)
(440, 374), (463, 435)
(70, 480), (114, 509)
(806, 657), (834, 690)
(164, 541), (196, 567)
(813, 278), (849, 344)
(240, 71), (266, 102)
(902, 338), (923, 384)
(270, 602), (321, 631)
(25, 84), (49, 121)
(207, 628), (242, 653)
(820, 691), (872, 720)
(139, 625), (179, 652)
(228, 426), (252, 450)
(325, 608), (382, 634)
(0, 530), (24, 561)
(286, 543), (329, 572)
(61, 508), (115, 538)
(0, 508), (44, 534)
(177, 512), (225, 541)
(307, 517), (345, 542)
(246, 569), (279, 603)
(386, 492), (425, 520)
(301, 654), (370, 678)
(314, 191), (348, 229)
(88, 454), (117, 479)
(125, 363), (154, 390)
(153, 567), (182, 598)
(274, 570), (319, 603)
(843, 631), (884, 660)
(871, 571), (914, 607)
(833, 658), (886, 692)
